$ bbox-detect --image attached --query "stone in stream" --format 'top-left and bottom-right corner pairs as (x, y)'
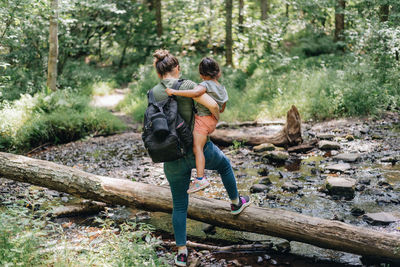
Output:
(350, 207), (365, 216)
(262, 151), (289, 163)
(282, 182), (299, 192)
(250, 184), (269, 193)
(325, 177), (356, 199)
(287, 143), (314, 153)
(325, 163), (351, 173)
(317, 133), (335, 140)
(318, 141), (340, 151)
(333, 153), (360, 163)
(254, 143), (276, 152)
(363, 212), (400, 226)
(380, 155), (399, 163)
(345, 134), (355, 141)
(259, 177), (272, 185)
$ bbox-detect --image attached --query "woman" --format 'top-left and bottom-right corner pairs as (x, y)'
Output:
(150, 49), (250, 267)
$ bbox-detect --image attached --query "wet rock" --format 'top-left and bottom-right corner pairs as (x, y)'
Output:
(325, 163), (351, 173)
(363, 212), (399, 225)
(250, 184), (269, 193)
(254, 143), (275, 152)
(259, 177), (272, 185)
(350, 207), (365, 216)
(262, 151), (289, 163)
(326, 177), (356, 199)
(278, 171), (290, 179)
(318, 141), (340, 151)
(358, 178), (371, 185)
(317, 134), (335, 140)
(381, 156), (399, 163)
(333, 153), (360, 163)
(282, 182), (299, 192)
(287, 144), (314, 153)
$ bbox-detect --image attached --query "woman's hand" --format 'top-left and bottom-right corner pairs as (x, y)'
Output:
(165, 88), (175, 96)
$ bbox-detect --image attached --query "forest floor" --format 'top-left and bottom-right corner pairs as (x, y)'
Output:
(1, 90), (399, 266)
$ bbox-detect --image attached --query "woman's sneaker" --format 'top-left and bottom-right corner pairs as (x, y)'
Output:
(231, 196), (251, 215)
(187, 177), (210, 194)
(174, 253), (187, 266)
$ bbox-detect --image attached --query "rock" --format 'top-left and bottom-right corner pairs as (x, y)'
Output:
(325, 163), (351, 173)
(250, 184), (269, 193)
(363, 212), (399, 225)
(317, 134), (335, 140)
(287, 144), (314, 153)
(254, 143), (275, 152)
(263, 254), (271, 260)
(275, 241), (291, 253)
(345, 134), (355, 141)
(355, 184), (366, 191)
(381, 156), (399, 163)
(258, 168), (269, 176)
(326, 177), (356, 199)
(278, 171), (290, 179)
(330, 150), (339, 156)
(282, 182), (299, 192)
(262, 151), (289, 163)
(359, 178), (371, 185)
(318, 141), (340, 151)
(51, 201), (106, 217)
(372, 134), (383, 140)
(333, 153), (360, 163)
(257, 256), (263, 263)
(350, 207), (365, 216)
(360, 127), (370, 134)
(259, 177), (272, 185)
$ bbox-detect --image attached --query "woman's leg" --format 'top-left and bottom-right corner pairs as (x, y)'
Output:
(193, 132), (208, 177)
(164, 160), (192, 246)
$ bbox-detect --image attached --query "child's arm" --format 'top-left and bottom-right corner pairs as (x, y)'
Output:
(193, 94), (220, 121)
(165, 85), (206, 98)
(220, 102), (226, 113)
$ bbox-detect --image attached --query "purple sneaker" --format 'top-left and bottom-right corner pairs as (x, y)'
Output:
(231, 196), (251, 215)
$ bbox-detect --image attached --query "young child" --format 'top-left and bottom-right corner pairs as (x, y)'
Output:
(165, 57), (227, 194)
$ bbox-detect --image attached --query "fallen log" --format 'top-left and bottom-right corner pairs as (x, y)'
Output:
(0, 152), (399, 262)
(211, 105), (303, 147)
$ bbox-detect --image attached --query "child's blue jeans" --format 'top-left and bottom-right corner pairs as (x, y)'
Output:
(164, 141), (239, 246)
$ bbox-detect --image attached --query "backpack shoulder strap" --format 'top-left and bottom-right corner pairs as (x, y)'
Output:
(147, 89), (157, 105)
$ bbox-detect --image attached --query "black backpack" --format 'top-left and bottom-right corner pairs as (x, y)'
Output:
(142, 79), (193, 163)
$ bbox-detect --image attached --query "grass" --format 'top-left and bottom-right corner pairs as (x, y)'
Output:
(0, 203), (169, 267)
(117, 53), (399, 123)
(0, 89), (126, 152)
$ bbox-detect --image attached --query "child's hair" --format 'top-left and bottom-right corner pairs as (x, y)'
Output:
(198, 57), (220, 79)
(153, 49), (179, 76)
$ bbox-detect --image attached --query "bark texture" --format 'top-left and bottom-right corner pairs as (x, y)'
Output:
(260, 0), (269, 20)
(155, 0), (163, 37)
(239, 0), (244, 33)
(334, 0), (345, 42)
(225, 0), (233, 66)
(47, 0), (58, 91)
(211, 105), (302, 147)
(0, 152), (399, 261)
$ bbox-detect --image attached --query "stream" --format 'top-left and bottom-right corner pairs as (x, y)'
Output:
(1, 112), (399, 266)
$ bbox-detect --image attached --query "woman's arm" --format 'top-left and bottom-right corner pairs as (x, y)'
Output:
(165, 85), (206, 98)
(193, 93), (220, 121)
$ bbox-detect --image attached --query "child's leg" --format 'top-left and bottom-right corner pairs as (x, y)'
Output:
(193, 132), (208, 177)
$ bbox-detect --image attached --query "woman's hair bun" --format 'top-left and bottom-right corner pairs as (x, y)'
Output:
(153, 49), (169, 61)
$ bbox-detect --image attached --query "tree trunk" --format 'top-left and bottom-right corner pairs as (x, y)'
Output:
(0, 152), (399, 262)
(334, 0), (345, 42)
(238, 0), (244, 33)
(211, 105), (302, 147)
(155, 0), (163, 37)
(225, 0), (233, 66)
(47, 0), (58, 91)
(286, 3), (289, 18)
(260, 0), (268, 20)
(379, 4), (389, 22)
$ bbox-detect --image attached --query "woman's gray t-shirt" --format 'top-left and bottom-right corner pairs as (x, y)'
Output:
(196, 80), (228, 116)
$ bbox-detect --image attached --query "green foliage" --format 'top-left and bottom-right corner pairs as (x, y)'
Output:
(0, 89), (126, 152)
(0, 203), (169, 267)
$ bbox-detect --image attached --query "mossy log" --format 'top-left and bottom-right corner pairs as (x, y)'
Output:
(0, 152), (399, 262)
(210, 105), (303, 147)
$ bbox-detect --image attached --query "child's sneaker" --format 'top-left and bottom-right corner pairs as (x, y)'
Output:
(174, 253), (187, 266)
(231, 196), (251, 215)
(187, 177), (210, 194)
